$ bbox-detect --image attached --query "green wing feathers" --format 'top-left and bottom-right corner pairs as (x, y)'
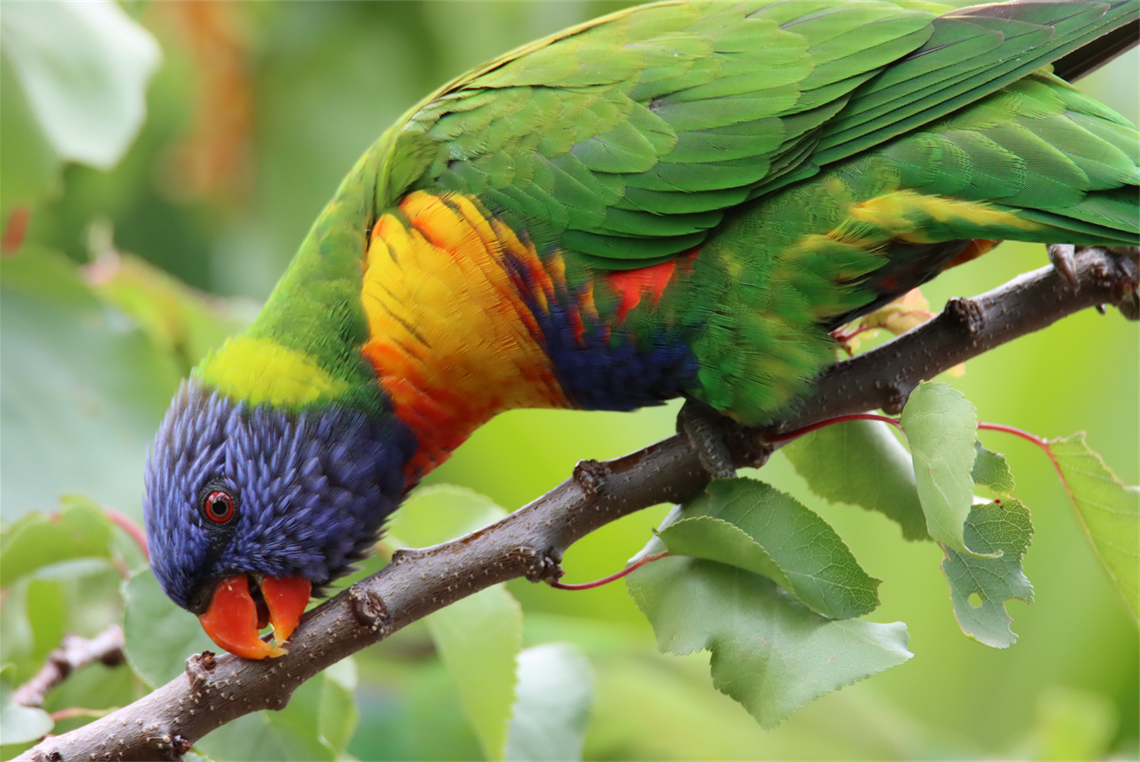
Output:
(383, 0), (1137, 273)
(253, 0), (1137, 425)
(389, 1), (940, 268)
(685, 64), (1138, 420)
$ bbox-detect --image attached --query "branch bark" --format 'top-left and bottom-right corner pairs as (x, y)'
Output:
(17, 246), (1137, 762)
(12, 626), (126, 709)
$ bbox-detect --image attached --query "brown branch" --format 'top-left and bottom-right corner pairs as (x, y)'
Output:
(13, 626), (127, 709)
(17, 246), (1137, 762)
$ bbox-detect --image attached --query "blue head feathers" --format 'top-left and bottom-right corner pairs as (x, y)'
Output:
(143, 380), (416, 611)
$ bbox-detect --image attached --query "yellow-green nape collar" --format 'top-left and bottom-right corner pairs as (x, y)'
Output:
(194, 336), (351, 408)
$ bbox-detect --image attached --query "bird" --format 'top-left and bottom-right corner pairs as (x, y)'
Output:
(143, 0), (1139, 659)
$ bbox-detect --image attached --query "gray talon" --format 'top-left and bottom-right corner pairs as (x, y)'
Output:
(1047, 243), (1079, 289)
(678, 400), (736, 480)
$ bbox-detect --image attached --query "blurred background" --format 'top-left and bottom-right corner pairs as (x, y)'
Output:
(1, 2), (1137, 760)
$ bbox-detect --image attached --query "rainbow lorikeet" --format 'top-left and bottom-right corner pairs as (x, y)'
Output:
(144, 0), (1139, 659)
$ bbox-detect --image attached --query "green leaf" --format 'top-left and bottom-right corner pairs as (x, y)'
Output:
(196, 666), (357, 762)
(0, 0), (160, 169)
(656, 478), (880, 619)
(900, 382), (983, 556)
(25, 579), (66, 668)
(0, 498), (114, 586)
(317, 659), (359, 757)
(972, 442), (1016, 498)
(0, 54), (61, 217)
(196, 713), (295, 762)
(505, 643), (594, 762)
(0, 666), (53, 746)
(389, 484), (507, 547)
(121, 569), (214, 689)
(196, 690), (348, 762)
(397, 485), (522, 762)
(941, 498), (1034, 648)
(782, 420), (929, 541)
(1048, 433), (1139, 621)
(0, 247), (182, 521)
(428, 586), (523, 762)
(83, 249), (256, 374)
(627, 557), (912, 728)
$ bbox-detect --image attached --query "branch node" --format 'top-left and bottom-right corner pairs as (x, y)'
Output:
(523, 548), (563, 584)
(145, 730), (184, 762)
(185, 651), (216, 694)
(946, 297), (984, 335)
(390, 547), (423, 564)
(348, 587), (389, 632)
(727, 428), (772, 470)
(173, 735), (193, 757)
(881, 382), (912, 415)
(572, 459), (607, 497)
(14, 626), (125, 710)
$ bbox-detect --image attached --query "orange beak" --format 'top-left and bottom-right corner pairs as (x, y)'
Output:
(197, 575), (312, 659)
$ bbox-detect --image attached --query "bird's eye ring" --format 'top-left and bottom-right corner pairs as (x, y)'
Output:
(203, 489), (236, 524)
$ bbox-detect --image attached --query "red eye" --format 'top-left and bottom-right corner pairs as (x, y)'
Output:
(203, 490), (236, 524)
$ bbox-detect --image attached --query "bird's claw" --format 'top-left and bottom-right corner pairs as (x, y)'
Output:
(677, 400), (737, 480)
(1047, 243), (1079, 289)
(1104, 246), (1140, 321)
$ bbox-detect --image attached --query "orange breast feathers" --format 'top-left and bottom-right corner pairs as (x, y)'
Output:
(360, 191), (572, 477)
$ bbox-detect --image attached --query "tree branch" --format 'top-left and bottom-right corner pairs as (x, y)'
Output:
(17, 246), (1137, 762)
(12, 626), (126, 709)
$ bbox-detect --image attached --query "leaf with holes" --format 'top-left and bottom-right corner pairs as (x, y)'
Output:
(941, 498), (1034, 648)
(972, 442), (1015, 498)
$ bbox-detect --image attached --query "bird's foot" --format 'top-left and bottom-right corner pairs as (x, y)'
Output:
(677, 400), (737, 480)
(1048, 244), (1139, 319)
(1046, 243), (1081, 289)
(1047, 244), (1139, 288)
(1109, 246), (1140, 321)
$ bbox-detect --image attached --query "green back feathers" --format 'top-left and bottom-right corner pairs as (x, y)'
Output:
(388, 1), (939, 272)
(381, 0), (1137, 278)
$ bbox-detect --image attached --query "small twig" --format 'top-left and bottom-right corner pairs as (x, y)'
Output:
(977, 422), (1076, 511)
(2, 207), (30, 255)
(762, 412), (902, 442)
(549, 552), (672, 590)
(13, 626), (126, 709)
(16, 246), (1137, 762)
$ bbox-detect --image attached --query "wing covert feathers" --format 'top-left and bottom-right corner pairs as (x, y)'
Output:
(378, 0), (1137, 273)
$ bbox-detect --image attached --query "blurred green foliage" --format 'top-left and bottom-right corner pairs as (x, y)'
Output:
(1, 2), (1137, 760)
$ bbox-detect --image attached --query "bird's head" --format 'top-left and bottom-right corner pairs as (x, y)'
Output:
(143, 379), (416, 658)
